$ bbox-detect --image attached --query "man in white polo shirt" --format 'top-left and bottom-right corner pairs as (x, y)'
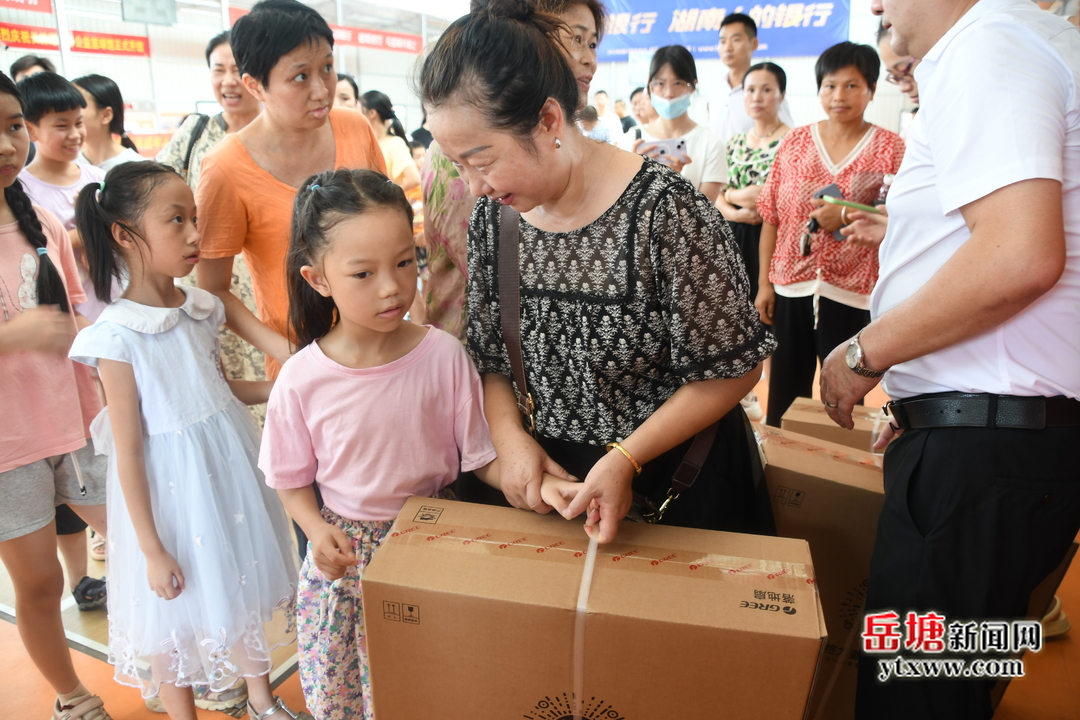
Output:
(818, 0), (1080, 717)
(710, 13), (794, 145)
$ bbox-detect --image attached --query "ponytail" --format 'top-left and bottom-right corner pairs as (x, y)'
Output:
(389, 117), (408, 142)
(5, 180), (70, 313)
(360, 90), (408, 142)
(72, 74), (138, 153)
(73, 161), (180, 304)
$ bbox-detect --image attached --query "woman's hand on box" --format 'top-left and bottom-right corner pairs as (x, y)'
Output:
(309, 522), (357, 581)
(563, 450), (635, 544)
(539, 473), (583, 517)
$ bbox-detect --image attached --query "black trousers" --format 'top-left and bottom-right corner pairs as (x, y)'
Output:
(729, 221), (761, 304)
(766, 294), (870, 426)
(856, 422), (1080, 720)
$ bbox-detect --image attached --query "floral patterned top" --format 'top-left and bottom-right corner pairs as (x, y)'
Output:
(725, 133), (782, 191)
(467, 160), (775, 445)
(421, 143), (475, 342)
(155, 113), (228, 191)
(757, 123), (905, 295)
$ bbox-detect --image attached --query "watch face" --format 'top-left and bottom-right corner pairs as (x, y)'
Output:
(846, 340), (860, 369)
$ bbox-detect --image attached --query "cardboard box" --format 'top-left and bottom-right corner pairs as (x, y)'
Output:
(363, 496), (827, 720)
(755, 425), (885, 720)
(781, 397), (886, 452)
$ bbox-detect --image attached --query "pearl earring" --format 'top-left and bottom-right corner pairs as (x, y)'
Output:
(555, 138), (562, 149)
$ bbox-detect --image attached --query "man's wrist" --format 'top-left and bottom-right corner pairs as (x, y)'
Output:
(856, 325), (888, 374)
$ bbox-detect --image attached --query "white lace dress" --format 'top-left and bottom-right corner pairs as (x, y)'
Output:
(69, 287), (297, 697)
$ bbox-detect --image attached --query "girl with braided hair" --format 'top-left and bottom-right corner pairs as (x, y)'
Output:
(0, 71), (113, 720)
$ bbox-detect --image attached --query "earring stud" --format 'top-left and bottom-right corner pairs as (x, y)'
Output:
(555, 138), (562, 149)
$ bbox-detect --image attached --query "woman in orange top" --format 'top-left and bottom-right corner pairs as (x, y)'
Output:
(195, 0), (386, 379)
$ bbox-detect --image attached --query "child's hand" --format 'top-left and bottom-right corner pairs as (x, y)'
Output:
(145, 549), (185, 600)
(309, 522), (358, 581)
(539, 473), (583, 517)
(0, 306), (75, 357)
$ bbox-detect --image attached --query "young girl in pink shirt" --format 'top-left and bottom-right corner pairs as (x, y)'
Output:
(0, 71), (112, 720)
(260, 168), (579, 720)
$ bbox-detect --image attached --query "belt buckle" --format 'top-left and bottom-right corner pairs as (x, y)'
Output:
(884, 400), (907, 432)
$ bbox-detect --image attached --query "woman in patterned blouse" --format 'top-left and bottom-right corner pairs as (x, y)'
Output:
(756, 42), (905, 426)
(422, 0), (776, 544)
(715, 62), (790, 304)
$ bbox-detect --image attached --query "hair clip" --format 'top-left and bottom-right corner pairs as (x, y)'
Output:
(36, 247), (48, 257)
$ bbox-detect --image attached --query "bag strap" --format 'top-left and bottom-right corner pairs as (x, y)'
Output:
(182, 114), (212, 182)
(496, 205), (535, 434)
(635, 420), (719, 523)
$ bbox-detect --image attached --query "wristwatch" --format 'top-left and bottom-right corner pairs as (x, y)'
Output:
(845, 331), (886, 378)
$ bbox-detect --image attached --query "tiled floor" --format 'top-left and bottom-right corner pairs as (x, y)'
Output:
(2, 377), (1077, 718)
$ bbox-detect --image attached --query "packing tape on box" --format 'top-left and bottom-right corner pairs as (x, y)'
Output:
(754, 425), (883, 471)
(573, 534), (599, 720)
(393, 522), (815, 592)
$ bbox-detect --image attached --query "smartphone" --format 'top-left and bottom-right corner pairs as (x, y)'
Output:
(822, 196), (883, 214)
(812, 184), (846, 241)
(641, 138), (689, 166)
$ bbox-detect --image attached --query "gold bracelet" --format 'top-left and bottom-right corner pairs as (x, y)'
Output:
(841, 206), (850, 225)
(605, 441), (643, 476)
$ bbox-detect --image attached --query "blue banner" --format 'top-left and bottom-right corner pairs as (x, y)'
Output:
(598, 1), (851, 61)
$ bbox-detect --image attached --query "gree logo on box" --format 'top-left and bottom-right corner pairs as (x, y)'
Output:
(523, 693), (626, 720)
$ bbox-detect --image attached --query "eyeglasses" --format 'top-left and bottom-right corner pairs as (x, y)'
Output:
(648, 79), (690, 93)
(885, 59), (915, 84)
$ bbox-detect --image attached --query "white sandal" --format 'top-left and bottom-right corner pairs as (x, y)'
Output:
(51, 693), (112, 720)
(246, 697), (312, 720)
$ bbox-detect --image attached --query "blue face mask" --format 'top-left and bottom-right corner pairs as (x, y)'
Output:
(651, 91), (692, 120)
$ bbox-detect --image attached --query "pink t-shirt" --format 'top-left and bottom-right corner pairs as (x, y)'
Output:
(0, 206), (103, 472)
(260, 327), (497, 522)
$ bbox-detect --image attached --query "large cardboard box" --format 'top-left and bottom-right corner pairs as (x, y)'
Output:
(363, 496), (827, 720)
(781, 397), (885, 452)
(755, 425), (885, 720)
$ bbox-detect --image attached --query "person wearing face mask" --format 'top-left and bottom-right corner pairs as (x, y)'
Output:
(620, 45), (727, 203)
(755, 41), (905, 426)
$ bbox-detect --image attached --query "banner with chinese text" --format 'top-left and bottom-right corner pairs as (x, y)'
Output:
(0, 22), (59, 50)
(329, 25), (422, 54)
(0, 0), (52, 13)
(598, 1), (850, 61)
(72, 31), (150, 56)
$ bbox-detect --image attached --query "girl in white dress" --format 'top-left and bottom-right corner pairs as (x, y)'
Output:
(67, 162), (309, 720)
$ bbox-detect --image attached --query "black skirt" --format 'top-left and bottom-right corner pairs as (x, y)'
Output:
(455, 405), (775, 537)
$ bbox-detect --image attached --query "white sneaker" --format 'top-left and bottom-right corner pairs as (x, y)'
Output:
(740, 391), (764, 422)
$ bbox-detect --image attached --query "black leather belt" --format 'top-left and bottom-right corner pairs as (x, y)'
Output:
(886, 393), (1080, 431)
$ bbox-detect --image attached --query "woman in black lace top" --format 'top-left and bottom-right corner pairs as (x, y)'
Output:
(422, 0), (776, 543)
